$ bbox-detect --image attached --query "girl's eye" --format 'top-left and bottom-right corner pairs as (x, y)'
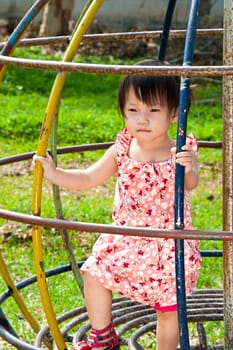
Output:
(128, 108), (137, 112)
(151, 108), (159, 112)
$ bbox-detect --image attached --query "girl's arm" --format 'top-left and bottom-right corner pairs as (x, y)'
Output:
(171, 144), (199, 191)
(32, 144), (118, 190)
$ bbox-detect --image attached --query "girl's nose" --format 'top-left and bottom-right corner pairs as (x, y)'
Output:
(137, 113), (149, 123)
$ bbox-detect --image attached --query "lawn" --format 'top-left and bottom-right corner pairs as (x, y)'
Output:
(0, 46), (224, 348)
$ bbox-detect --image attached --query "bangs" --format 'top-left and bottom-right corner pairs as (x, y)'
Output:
(132, 77), (168, 107)
(118, 73), (180, 116)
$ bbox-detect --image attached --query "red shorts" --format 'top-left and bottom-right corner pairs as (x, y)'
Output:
(152, 304), (177, 312)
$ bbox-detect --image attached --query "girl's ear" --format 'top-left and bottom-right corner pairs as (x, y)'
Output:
(171, 108), (178, 123)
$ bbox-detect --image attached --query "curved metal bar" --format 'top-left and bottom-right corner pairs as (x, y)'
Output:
(0, 4), (52, 335)
(0, 253), (40, 334)
(0, 0), (49, 81)
(50, 111), (84, 295)
(0, 263), (84, 305)
(0, 54), (232, 75)
(158, 0), (177, 61)
(0, 0), (50, 347)
(0, 140), (222, 166)
(0, 28), (224, 50)
(0, 208), (233, 241)
(0, 326), (42, 350)
(0, 308), (17, 338)
(71, 0), (96, 36)
(174, 1), (201, 349)
(45, 2), (97, 292)
(0, 140), (222, 167)
(31, 1), (104, 349)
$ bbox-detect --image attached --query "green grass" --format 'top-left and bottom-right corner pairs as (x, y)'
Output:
(0, 48), (225, 348)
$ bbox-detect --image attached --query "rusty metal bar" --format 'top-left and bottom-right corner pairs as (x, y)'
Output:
(0, 140), (222, 166)
(0, 28), (224, 50)
(222, 1), (233, 348)
(0, 54), (232, 76)
(0, 208), (233, 241)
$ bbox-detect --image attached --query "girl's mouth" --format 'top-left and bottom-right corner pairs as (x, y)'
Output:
(136, 129), (151, 132)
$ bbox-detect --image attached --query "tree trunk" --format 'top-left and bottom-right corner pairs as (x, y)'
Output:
(39, 0), (74, 37)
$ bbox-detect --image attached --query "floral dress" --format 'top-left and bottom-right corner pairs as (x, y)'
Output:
(81, 128), (201, 309)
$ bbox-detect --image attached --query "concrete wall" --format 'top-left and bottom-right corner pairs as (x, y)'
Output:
(0, 0), (223, 30)
(74, 0), (223, 30)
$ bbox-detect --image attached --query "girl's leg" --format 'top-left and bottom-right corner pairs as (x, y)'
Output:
(83, 272), (113, 329)
(73, 272), (119, 350)
(156, 310), (179, 350)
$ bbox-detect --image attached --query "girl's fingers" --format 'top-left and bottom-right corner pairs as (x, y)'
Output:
(181, 144), (193, 152)
(34, 153), (51, 163)
(170, 146), (177, 154)
(31, 154), (49, 170)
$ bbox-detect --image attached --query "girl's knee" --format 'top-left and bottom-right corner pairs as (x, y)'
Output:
(83, 272), (96, 285)
(157, 310), (178, 325)
(83, 272), (108, 291)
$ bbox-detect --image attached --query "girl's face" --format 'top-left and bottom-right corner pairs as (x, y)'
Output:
(123, 87), (177, 143)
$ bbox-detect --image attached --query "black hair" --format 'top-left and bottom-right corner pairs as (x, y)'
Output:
(118, 60), (181, 118)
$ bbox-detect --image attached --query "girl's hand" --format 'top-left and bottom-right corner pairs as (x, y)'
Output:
(31, 152), (56, 180)
(171, 144), (199, 191)
(172, 144), (197, 174)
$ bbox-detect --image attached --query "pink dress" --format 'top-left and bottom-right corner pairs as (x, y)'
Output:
(81, 128), (201, 309)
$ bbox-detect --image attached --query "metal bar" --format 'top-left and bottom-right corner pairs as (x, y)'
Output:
(174, 0), (201, 349)
(200, 250), (222, 257)
(0, 263), (84, 304)
(0, 325), (41, 350)
(31, 1), (105, 349)
(0, 253), (40, 334)
(0, 0), (49, 81)
(159, 0), (177, 61)
(0, 140), (222, 166)
(0, 28), (223, 50)
(222, 0), (233, 348)
(1, 55), (232, 75)
(50, 107), (84, 295)
(1, 208), (233, 241)
(0, 308), (17, 338)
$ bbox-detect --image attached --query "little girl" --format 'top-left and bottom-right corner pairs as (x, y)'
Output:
(33, 60), (201, 350)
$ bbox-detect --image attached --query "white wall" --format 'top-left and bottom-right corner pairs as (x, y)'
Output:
(0, 0), (34, 20)
(0, 0), (223, 30)
(73, 0), (223, 29)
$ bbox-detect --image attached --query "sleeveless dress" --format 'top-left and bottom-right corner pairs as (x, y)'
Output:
(81, 128), (201, 309)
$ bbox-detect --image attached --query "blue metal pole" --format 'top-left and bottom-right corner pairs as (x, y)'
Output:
(174, 0), (201, 349)
(158, 0), (177, 62)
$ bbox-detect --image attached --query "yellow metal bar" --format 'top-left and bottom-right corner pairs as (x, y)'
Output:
(0, 64), (7, 82)
(32, 1), (104, 349)
(0, 252), (39, 333)
(72, 0), (94, 33)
